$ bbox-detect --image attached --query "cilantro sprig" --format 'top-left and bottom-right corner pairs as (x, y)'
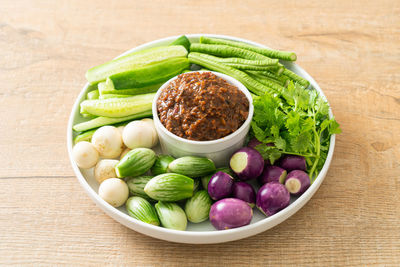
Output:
(251, 81), (341, 182)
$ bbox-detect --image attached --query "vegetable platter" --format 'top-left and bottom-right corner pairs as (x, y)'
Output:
(67, 34), (339, 244)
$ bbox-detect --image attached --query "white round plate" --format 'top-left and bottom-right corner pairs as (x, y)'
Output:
(67, 34), (336, 244)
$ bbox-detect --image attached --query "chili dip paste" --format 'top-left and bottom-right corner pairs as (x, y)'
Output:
(157, 72), (249, 141)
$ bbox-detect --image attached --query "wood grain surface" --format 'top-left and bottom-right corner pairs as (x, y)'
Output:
(1, 0), (399, 266)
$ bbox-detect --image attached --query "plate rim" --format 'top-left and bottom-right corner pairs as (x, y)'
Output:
(67, 34), (336, 244)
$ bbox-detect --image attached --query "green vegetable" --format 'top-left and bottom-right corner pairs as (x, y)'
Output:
(184, 190), (212, 223)
(168, 156), (216, 177)
(115, 148), (156, 178)
(169, 35), (191, 51)
(80, 92), (155, 118)
(151, 155), (175, 175)
(73, 129), (96, 144)
(155, 201), (187, 231)
(188, 52), (278, 96)
(210, 57), (278, 66)
(190, 43), (274, 62)
(126, 176), (154, 201)
(86, 45), (188, 84)
(251, 81), (341, 181)
(99, 94), (132, 99)
(282, 68), (310, 88)
(247, 70), (288, 85)
(225, 63), (279, 71)
(144, 173), (194, 201)
(72, 110), (152, 132)
(200, 36), (297, 61)
(126, 196), (159, 225)
(98, 78), (161, 96)
(246, 71), (286, 92)
(201, 167), (235, 190)
(110, 57), (189, 89)
(193, 178), (200, 193)
(86, 90), (99, 100)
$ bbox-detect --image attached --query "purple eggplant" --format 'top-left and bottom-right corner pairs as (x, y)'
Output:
(209, 198), (253, 230)
(279, 155), (306, 171)
(256, 182), (290, 217)
(207, 171), (234, 201)
(258, 165), (287, 185)
(247, 138), (262, 149)
(232, 182), (256, 207)
(285, 170), (311, 196)
(230, 147), (264, 181)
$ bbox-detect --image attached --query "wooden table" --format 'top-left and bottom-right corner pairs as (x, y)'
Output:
(1, 0), (399, 265)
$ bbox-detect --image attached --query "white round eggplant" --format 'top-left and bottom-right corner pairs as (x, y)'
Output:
(119, 147), (131, 160)
(122, 120), (158, 149)
(98, 178), (129, 207)
(94, 159), (119, 183)
(91, 126), (124, 158)
(72, 141), (99, 169)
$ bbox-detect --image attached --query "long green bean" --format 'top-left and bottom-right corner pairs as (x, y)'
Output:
(212, 57), (278, 66)
(190, 43), (277, 63)
(225, 63), (279, 71)
(247, 70), (287, 85)
(246, 71), (286, 92)
(188, 52), (278, 96)
(282, 68), (310, 88)
(200, 36), (297, 61)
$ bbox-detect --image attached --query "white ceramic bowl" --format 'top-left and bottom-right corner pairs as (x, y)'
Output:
(67, 34), (336, 244)
(152, 71), (254, 167)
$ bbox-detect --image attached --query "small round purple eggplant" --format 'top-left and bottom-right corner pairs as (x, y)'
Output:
(230, 147), (264, 181)
(256, 182), (290, 217)
(232, 182), (256, 207)
(207, 171), (234, 201)
(279, 155), (306, 171)
(258, 165), (287, 185)
(209, 198), (253, 230)
(285, 170), (311, 196)
(247, 138), (262, 149)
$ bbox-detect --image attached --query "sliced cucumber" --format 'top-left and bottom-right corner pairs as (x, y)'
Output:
(73, 129), (97, 144)
(99, 94), (132, 100)
(86, 90), (99, 100)
(169, 35), (191, 51)
(86, 45), (188, 84)
(110, 57), (189, 89)
(80, 92), (155, 118)
(72, 110), (152, 132)
(98, 78), (161, 96)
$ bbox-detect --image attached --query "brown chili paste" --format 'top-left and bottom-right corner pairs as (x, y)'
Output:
(157, 72), (249, 141)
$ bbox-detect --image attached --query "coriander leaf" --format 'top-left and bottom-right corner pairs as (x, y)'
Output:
(301, 117), (314, 133)
(274, 136), (286, 150)
(270, 125), (280, 138)
(251, 121), (267, 141)
(290, 131), (312, 152)
(294, 83), (310, 110)
(328, 118), (342, 134)
(285, 111), (301, 136)
(315, 97), (329, 117)
(319, 119), (330, 133)
(281, 81), (295, 106)
(254, 144), (282, 165)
